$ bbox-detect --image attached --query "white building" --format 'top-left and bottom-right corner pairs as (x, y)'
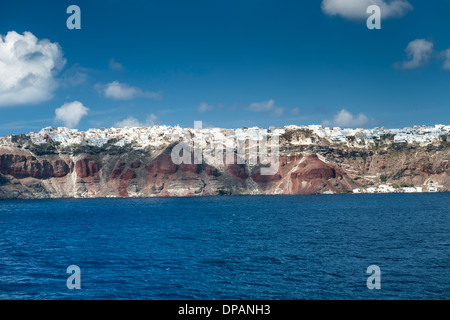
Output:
(378, 184), (395, 193)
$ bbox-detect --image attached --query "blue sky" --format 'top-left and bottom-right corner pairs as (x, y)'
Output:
(0, 0), (449, 135)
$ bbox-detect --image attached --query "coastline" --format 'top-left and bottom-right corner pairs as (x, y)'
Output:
(0, 190), (448, 202)
(1, 124), (449, 200)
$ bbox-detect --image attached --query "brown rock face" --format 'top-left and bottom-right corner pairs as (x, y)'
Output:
(204, 165), (221, 177)
(178, 163), (200, 174)
(250, 154), (355, 194)
(75, 158), (101, 179)
(130, 161), (141, 169)
(289, 155), (350, 194)
(251, 169), (282, 183)
(1, 132), (449, 199)
(145, 154), (177, 175)
(295, 155), (336, 180)
(53, 160), (71, 178)
(226, 164), (248, 180)
(0, 154), (70, 179)
(120, 169), (137, 180)
(111, 162), (126, 179)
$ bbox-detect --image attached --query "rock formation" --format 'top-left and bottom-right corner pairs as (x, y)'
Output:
(0, 126), (448, 199)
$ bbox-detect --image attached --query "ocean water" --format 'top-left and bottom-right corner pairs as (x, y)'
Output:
(0, 193), (448, 300)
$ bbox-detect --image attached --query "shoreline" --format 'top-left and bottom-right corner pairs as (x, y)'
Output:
(1, 191), (448, 202)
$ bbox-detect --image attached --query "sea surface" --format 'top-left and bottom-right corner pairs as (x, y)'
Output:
(0, 193), (448, 300)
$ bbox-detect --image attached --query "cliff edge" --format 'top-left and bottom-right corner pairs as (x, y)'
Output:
(0, 125), (448, 199)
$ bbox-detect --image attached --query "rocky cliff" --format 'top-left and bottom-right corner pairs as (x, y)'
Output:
(0, 126), (448, 199)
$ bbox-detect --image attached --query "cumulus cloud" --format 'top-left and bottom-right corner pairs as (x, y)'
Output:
(291, 107), (301, 115)
(96, 81), (161, 100)
(0, 31), (66, 107)
(273, 107), (284, 116)
(442, 49), (450, 70)
(115, 117), (141, 128)
(323, 109), (369, 127)
(54, 101), (89, 128)
(146, 114), (158, 125)
(395, 39), (434, 69)
(321, 0), (412, 20)
(109, 58), (123, 71)
(61, 64), (90, 87)
(248, 99), (284, 116)
(198, 102), (213, 113)
(248, 99), (275, 112)
(115, 114), (159, 128)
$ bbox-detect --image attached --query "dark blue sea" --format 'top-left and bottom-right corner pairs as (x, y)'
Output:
(0, 193), (448, 300)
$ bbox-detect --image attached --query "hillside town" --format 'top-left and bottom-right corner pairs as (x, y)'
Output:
(352, 182), (441, 194)
(286, 124), (450, 146)
(21, 125), (285, 150)
(0, 124), (448, 197)
(2, 123), (447, 150)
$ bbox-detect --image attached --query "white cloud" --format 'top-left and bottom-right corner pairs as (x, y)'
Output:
(0, 118), (53, 130)
(321, 0), (412, 20)
(109, 58), (123, 71)
(248, 99), (275, 112)
(54, 101), (89, 128)
(96, 81), (161, 100)
(395, 39), (434, 69)
(61, 64), (89, 86)
(115, 117), (141, 128)
(323, 109), (369, 127)
(248, 99), (284, 116)
(114, 113), (159, 128)
(273, 107), (284, 116)
(291, 107), (301, 115)
(442, 49), (450, 70)
(198, 102), (213, 113)
(0, 31), (66, 107)
(146, 114), (158, 125)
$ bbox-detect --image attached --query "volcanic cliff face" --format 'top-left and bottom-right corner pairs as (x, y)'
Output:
(0, 127), (449, 199)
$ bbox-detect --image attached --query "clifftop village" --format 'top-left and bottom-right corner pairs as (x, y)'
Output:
(2, 124), (448, 194)
(16, 123), (449, 149)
